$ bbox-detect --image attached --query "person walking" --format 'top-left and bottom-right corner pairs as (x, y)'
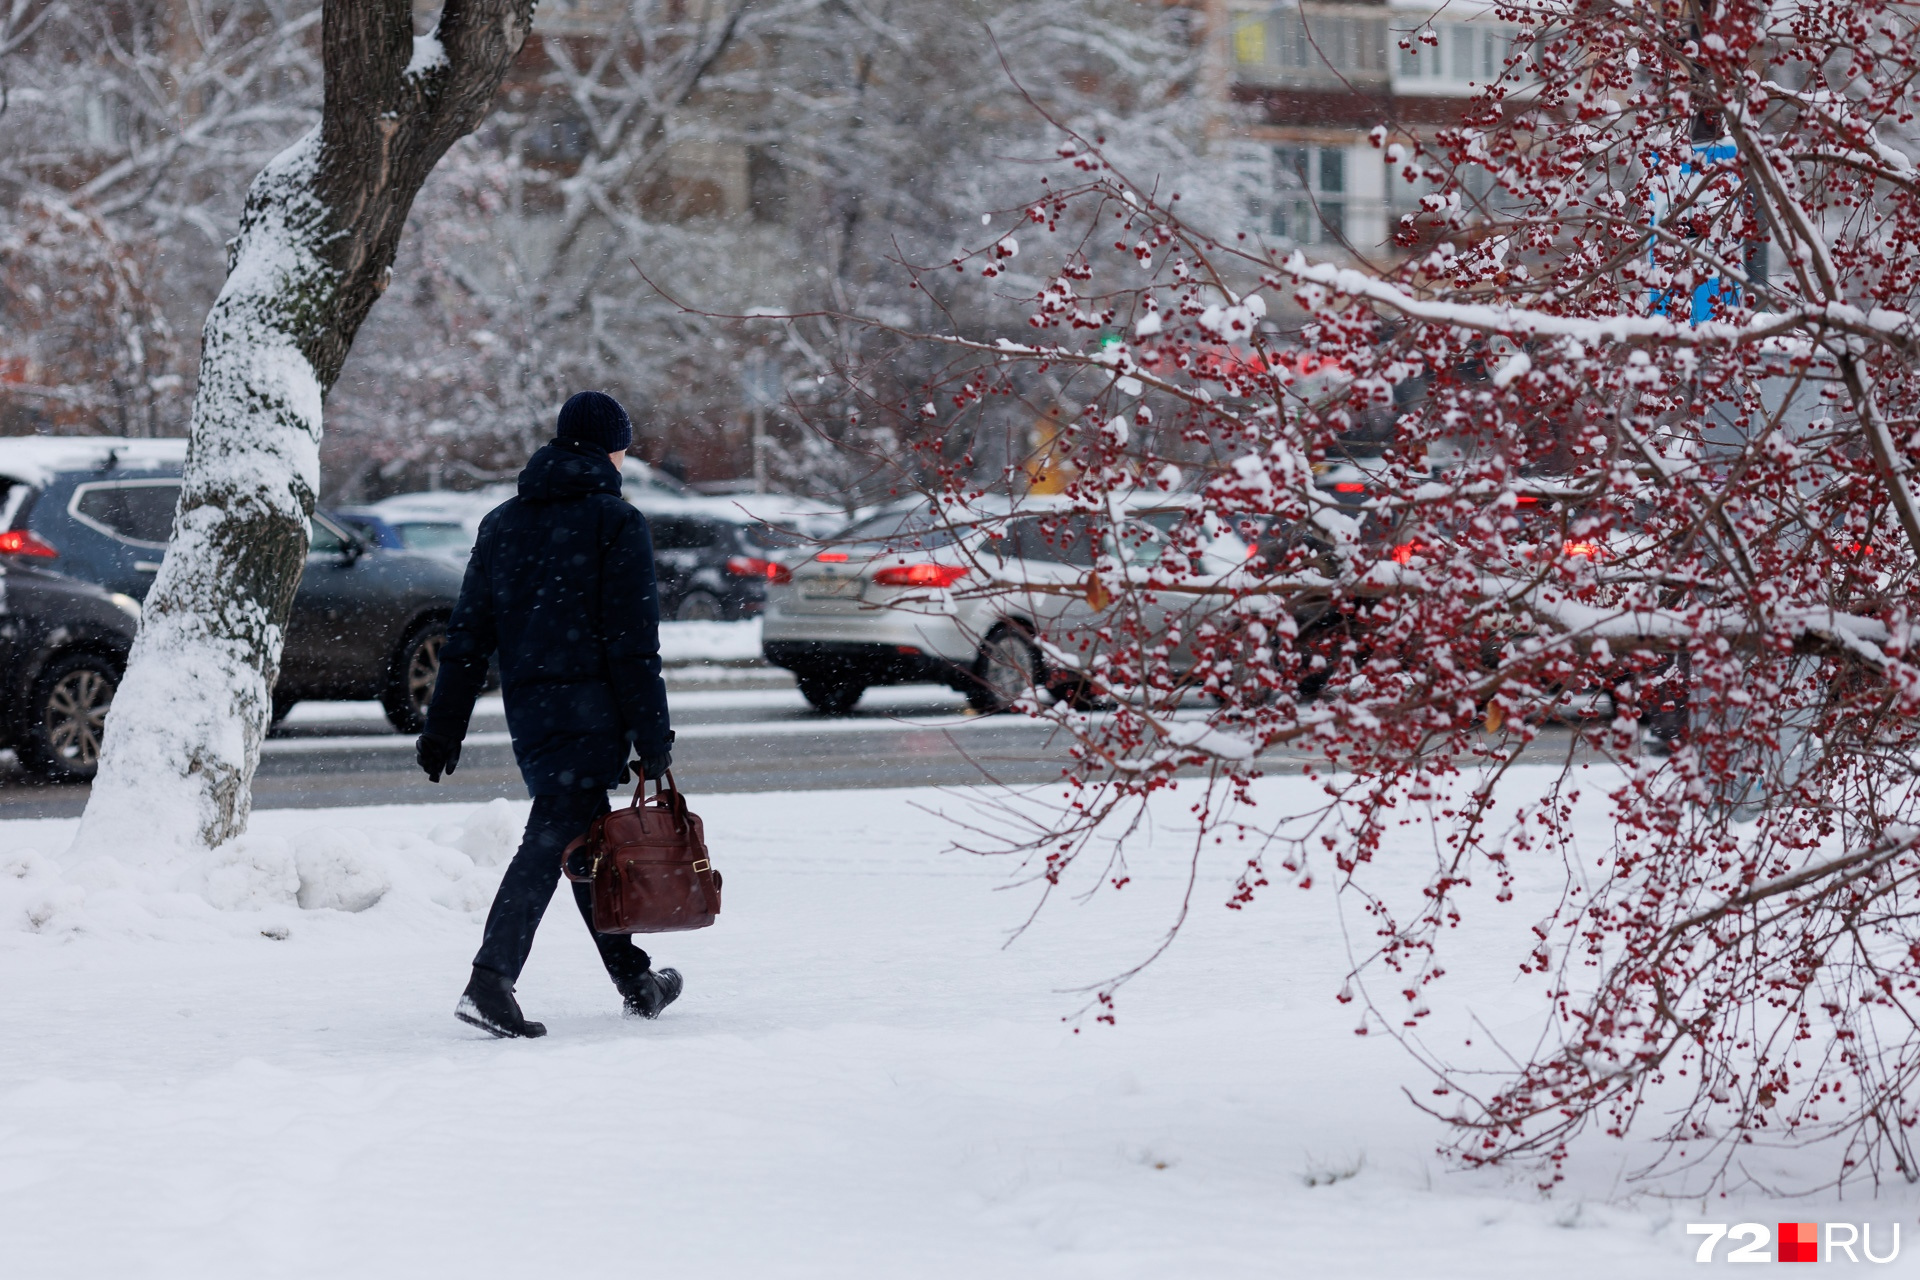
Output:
(415, 390), (682, 1039)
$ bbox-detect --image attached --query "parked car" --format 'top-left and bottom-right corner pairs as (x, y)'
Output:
(355, 490), (494, 563)
(331, 507), (405, 550)
(0, 438), (467, 732)
(760, 498), (1247, 714)
(0, 559), (142, 780)
(647, 511), (806, 621)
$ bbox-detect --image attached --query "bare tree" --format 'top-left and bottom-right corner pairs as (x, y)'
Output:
(322, 0), (1213, 500)
(76, 0), (540, 853)
(0, 195), (180, 435)
(0, 1), (324, 433)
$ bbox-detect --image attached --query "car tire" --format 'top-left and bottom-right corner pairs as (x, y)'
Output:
(19, 651), (119, 782)
(382, 618), (445, 734)
(797, 675), (864, 715)
(968, 625), (1041, 714)
(675, 590), (724, 622)
(1051, 677), (1102, 711)
(1211, 679), (1279, 709)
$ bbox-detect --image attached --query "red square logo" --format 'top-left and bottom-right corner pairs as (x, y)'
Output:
(1778, 1222), (1818, 1262)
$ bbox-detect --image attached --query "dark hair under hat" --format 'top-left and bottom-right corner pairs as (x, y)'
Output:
(555, 390), (633, 453)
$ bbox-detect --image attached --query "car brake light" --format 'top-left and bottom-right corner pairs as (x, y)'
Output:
(872, 563), (969, 588)
(1332, 482), (1366, 494)
(816, 551), (849, 562)
(0, 529), (57, 558)
(1563, 539), (1600, 559)
(726, 555), (790, 583)
(1390, 541), (1425, 565)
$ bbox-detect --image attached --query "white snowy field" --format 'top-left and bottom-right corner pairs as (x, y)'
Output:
(1, 775), (1911, 1278)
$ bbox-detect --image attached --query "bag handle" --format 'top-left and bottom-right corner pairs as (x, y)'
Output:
(626, 769), (688, 826)
(626, 768), (681, 806)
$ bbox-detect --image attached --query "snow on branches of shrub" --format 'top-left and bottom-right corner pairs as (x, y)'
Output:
(829, 0), (1920, 1192)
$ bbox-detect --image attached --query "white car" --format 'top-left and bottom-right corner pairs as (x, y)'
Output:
(761, 498), (1251, 714)
(360, 463), (845, 564)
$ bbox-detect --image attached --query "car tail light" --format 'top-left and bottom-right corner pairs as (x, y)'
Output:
(726, 555), (790, 583)
(872, 563), (969, 588)
(1563, 539), (1600, 559)
(816, 551), (849, 562)
(1332, 482), (1366, 494)
(0, 529), (57, 558)
(1390, 541), (1425, 565)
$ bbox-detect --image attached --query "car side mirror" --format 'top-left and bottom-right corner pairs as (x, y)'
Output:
(338, 536), (367, 566)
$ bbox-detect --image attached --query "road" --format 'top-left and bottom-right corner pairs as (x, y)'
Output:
(0, 680), (1100, 819)
(0, 675), (1601, 819)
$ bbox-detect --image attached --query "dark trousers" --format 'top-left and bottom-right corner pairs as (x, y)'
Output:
(473, 791), (649, 983)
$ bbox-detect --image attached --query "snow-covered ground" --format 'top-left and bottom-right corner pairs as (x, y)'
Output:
(1, 775), (1910, 1277)
(658, 618), (763, 665)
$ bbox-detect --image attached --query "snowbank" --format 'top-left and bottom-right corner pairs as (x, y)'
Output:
(658, 617), (763, 664)
(1, 797), (526, 941)
(2, 778), (1912, 1277)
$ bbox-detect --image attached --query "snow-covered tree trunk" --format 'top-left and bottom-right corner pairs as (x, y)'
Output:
(75, 0), (538, 856)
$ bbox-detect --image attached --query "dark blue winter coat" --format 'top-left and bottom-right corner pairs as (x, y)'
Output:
(425, 440), (673, 794)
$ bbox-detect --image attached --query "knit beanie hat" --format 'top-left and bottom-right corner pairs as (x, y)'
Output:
(555, 390), (634, 453)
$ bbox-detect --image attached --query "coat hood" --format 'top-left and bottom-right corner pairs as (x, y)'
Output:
(518, 440), (623, 504)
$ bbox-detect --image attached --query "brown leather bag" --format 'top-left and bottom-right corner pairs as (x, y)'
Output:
(561, 773), (722, 934)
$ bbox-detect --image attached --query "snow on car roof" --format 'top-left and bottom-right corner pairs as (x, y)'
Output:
(366, 486), (512, 529)
(626, 490), (844, 532)
(0, 436), (189, 486)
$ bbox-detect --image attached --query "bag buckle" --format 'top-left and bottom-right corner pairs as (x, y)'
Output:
(690, 859), (710, 874)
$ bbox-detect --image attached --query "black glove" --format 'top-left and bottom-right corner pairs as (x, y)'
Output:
(416, 731), (461, 782)
(640, 750), (672, 782)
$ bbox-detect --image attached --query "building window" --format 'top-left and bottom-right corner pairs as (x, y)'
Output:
(1234, 6), (1387, 85)
(1267, 146), (1346, 245)
(1233, 14), (1267, 64)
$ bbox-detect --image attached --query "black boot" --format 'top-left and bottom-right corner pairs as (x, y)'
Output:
(605, 949), (683, 1019)
(456, 966), (547, 1039)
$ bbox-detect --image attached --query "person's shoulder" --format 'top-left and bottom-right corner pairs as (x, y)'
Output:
(469, 496), (527, 555)
(479, 497), (519, 527)
(474, 498), (518, 539)
(587, 493), (646, 527)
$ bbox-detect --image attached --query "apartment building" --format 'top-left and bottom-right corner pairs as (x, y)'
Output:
(1210, 0), (1521, 259)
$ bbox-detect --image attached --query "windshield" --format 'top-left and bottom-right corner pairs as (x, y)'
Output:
(835, 504), (963, 551)
(740, 521), (807, 551)
(396, 521), (472, 553)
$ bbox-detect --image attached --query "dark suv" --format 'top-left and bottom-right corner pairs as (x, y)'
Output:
(0, 438), (466, 732)
(645, 510), (804, 621)
(0, 559), (140, 780)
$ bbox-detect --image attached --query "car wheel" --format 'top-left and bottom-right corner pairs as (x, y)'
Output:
(968, 625), (1040, 714)
(675, 590), (724, 622)
(1051, 676), (1102, 711)
(1211, 678), (1279, 709)
(797, 675), (864, 715)
(20, 652), (119, 782)
(382, 619), (445, 734)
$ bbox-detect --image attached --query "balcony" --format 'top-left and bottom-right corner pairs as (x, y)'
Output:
(1229, 4), (1390, 91)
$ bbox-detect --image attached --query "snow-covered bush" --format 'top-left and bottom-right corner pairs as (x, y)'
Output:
(838, 0), (1920, 1192)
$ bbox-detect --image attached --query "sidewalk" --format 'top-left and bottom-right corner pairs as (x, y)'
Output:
(659, 618), (791, 692)
(0, 773), (1882, 1277)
